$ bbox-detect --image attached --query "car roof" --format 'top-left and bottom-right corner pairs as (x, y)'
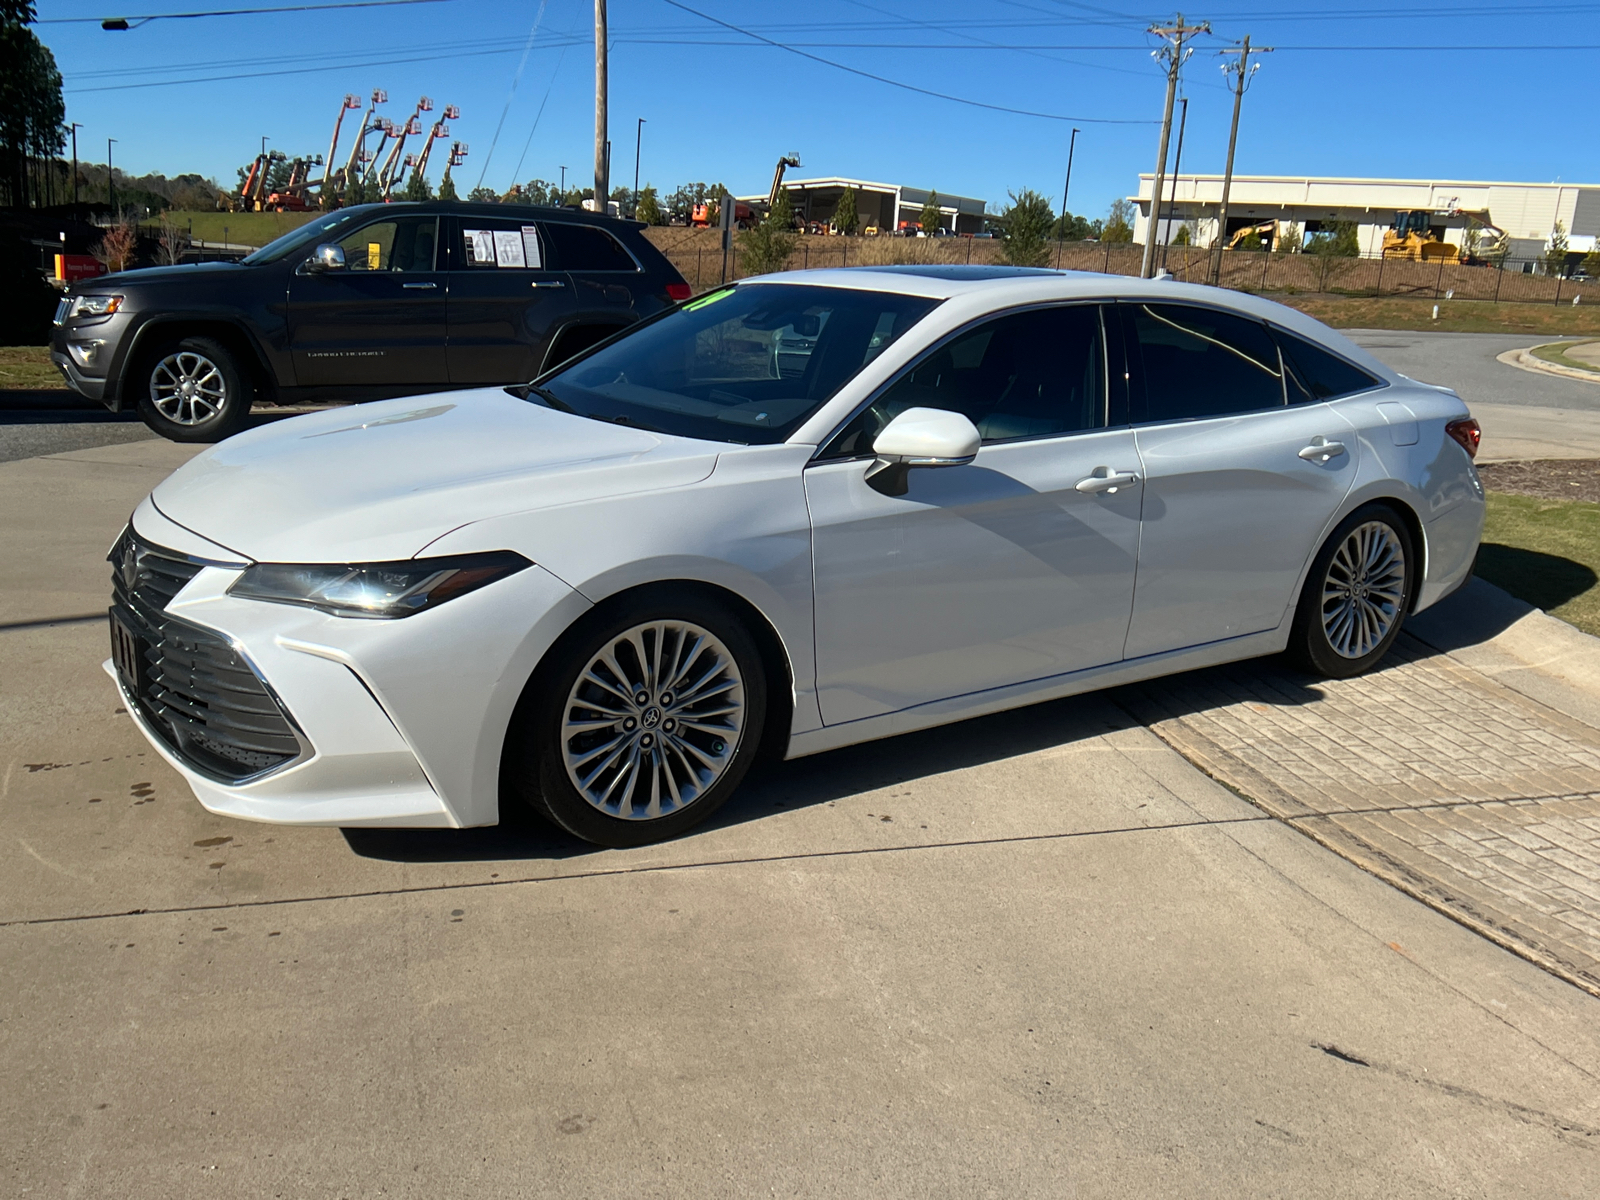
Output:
(341, 200), (644, 230)
(737, 267), (1397, 381)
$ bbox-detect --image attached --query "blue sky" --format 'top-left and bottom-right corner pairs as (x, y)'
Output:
(37, 0), (1600, 218)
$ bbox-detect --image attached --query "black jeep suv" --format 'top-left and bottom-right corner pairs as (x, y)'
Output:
(51, 202), (691, 441)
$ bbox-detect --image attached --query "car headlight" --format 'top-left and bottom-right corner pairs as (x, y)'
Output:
(227, 551), (532, 619)
(69, 294), (124, 318)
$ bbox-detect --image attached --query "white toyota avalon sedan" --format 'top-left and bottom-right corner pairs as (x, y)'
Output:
(107, 266), (1484, 846)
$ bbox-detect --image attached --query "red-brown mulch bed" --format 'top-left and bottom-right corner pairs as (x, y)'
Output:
(1475, 459), (1600, 504)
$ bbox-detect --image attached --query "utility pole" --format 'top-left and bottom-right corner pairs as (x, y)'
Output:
(1211, 35), (1272, 285)
(633, 117), (646, 218)
(594, 0), (608, 212)
(1160, 97), (1188, 269)
(1060, 127), (1079, 235)
(107, 138), (117, 214)
(69, 123), (81, 209)
(1141, 13), (1209, 278)
(559, 164), (567, 199)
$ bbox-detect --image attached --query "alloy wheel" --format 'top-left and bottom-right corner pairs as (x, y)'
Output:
(560, 620), (746, 820)
(1320, 520), (1407, 659)
(150, 351), (227, 426)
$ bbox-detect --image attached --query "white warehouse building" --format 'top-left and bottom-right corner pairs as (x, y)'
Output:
(1132, 174), (1600, 261)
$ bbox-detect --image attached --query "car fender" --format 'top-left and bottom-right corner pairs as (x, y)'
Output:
(115, 310), (284, 409)
(419, 444), (823, 785)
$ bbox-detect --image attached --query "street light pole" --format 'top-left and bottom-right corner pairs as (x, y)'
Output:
(69, 123), (82, 209)
(1060, 126), (1079, 235)
(1161, 96), (1188, 269)
(633, 117), (646, 218)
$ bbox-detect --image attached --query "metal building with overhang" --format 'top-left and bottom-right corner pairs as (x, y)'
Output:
(1132, 174), (1600, 260)
(739, 177), (988, 235)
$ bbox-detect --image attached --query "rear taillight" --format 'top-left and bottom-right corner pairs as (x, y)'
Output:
(1445, 418), (1481, 459)
(665, 282), (692, 302)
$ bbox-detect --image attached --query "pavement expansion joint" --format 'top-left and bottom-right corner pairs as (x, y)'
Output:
(1116, 642), (1600, 1000)
(0, 813), (1273, 929)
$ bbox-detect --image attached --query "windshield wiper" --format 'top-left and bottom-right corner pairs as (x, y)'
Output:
(506, 382), (574, 412)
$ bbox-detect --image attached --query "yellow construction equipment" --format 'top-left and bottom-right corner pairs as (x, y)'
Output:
(1382, 210), (1458, 262)
(1226, 219), (1276, 250)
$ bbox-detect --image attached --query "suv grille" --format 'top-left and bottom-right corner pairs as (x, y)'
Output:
(110, 532), (304, 782)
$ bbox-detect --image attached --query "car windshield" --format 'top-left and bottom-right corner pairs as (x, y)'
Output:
(534, 283), (940, 445)
(240, 206), (395, 265)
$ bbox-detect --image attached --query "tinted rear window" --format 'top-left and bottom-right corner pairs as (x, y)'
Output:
(1277, 330), (1384, 402)
(543, 223), (637, 272)
(1126, 302), (1285, 422)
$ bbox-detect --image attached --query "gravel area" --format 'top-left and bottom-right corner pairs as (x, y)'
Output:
(1477, 459), (1600, 504)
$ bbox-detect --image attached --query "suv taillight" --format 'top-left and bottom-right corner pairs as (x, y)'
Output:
(1445, 418), (1481, 459)
(665, 282), (691, 302)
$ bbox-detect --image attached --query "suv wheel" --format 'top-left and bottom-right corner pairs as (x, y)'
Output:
(508, 590), (767, 847)
(136, 336), (253, 443)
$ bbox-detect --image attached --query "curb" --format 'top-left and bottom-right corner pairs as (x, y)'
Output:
(1498, 344), (1600, 386)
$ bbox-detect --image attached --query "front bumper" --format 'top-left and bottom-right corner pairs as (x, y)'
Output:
(112, 522), (591, 828)
(51, 347), (112, 405)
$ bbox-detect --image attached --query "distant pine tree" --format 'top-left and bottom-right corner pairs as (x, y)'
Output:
(834, 185), (859, 235)
(919, 190), (942, 235)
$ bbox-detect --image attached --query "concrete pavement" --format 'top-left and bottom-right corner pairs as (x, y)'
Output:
(5, 440), (1600, 1195)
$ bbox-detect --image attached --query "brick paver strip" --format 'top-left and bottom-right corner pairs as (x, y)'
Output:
(1116, 636), (1600, 998)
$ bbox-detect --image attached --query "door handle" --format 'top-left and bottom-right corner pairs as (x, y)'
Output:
(1074, 468), (1141, 494)
(401, 281), (437, 290)
(531, 279), (566, 288)
(1298, 437), (1347, 462)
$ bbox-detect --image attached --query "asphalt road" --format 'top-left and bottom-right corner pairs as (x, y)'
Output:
(4, 439), (1600, 1197)
(1345, 329), (1600, 412)
(0, 390), (153, 465)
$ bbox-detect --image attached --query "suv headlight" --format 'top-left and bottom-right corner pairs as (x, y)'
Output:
(228, 551), (531, 619)
(69, 294), (124, 318)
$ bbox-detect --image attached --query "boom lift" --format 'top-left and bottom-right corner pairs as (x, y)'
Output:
(319, 93), (362, 204)
(340, 89), (387, 199)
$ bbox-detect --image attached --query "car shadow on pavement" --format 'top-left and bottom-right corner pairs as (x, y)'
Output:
(341, 574), (1543, 865)
(341, 692), (1139, 863)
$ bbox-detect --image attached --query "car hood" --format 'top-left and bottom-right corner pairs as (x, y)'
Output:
(149, 388), (722, 562)
(86, 262), (247, 290)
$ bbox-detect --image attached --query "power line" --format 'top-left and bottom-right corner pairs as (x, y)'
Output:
(39, 0), (454, 24)
(658, 0), (1158, 123)
(475, 0), (549, 190)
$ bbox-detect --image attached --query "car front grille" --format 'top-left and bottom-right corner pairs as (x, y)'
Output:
(110, 531), (305, 782)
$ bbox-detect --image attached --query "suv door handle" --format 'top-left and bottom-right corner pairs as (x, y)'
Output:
(401, 281), (437, 290)
(1075, 468), (1141, 494)
(1298, 437), (1347, 462)
(531, 279), (566, 288)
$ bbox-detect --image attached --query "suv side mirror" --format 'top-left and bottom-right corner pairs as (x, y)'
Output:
(305, 243), (346, 273)
(865, 406), (980, 496)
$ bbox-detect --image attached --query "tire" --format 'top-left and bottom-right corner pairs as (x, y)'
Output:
(509, 590), (768, 848)
(134, 336), (253, 443)
(1286, 503), (1417, 679)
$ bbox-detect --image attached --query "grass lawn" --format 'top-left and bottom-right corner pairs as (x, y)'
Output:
(1475, 491), (1600, 637)
(0, 345), (64, 390)
(1529, 341), (1600, 373)
(169, 210), (321, 248)
(1278, 295), (1600, 337)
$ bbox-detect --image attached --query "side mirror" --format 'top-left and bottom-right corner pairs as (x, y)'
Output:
(865, 407), (980, 496)
(305, 243), (346, 273)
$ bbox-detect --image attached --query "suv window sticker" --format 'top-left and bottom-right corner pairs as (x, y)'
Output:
(493, 230), (525, 268)
(520, 225), (542, 268)
(464, 228), (495, 264)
